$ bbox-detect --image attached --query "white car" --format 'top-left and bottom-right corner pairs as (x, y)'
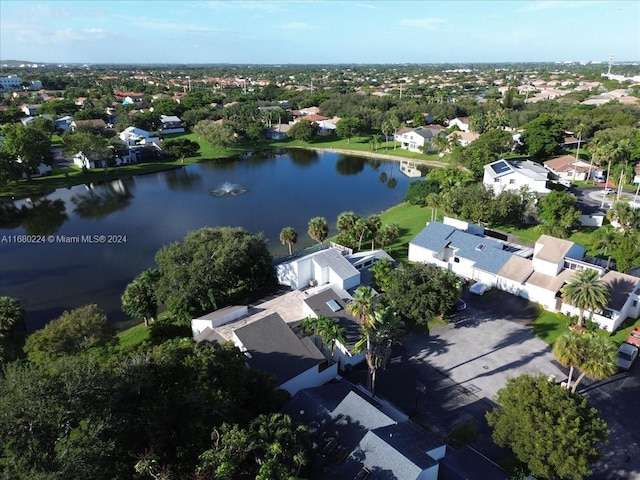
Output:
(469, 283), (489, 295)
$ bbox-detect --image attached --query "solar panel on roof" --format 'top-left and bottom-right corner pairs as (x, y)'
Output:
(326, 299), (342, 312)
(490, 160), (510, 174)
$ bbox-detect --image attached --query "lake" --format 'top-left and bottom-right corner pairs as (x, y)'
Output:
(0, 149), (420, 330)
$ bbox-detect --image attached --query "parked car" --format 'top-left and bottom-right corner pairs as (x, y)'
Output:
(454, 298), (467, 311)
(469, 282), (489, 295)
(626, 326), (640, 348)
(616, 342), (639, 371)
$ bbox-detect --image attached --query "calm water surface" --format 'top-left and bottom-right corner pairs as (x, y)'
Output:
(0, 149), (417, 330)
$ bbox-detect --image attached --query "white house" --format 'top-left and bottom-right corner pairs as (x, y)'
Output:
(73, 151), (106, 170)
(159, 115), (185, 134)
(483, 159), (550, 195)
(409, 218), (638, 332)
(561, 271), (640, 332)
(119, 126), (161, 146)
(448, 130), (479, 148)
(447, 116), (470, 132)
(277, 246), (360, 291)
(396, 126), (445, 153)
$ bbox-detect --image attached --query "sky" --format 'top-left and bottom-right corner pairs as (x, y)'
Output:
(1, 0), (638, 65)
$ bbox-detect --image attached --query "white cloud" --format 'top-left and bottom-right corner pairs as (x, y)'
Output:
(132, 19), (224, 33)
(399, 17), (444, 29)
(282, 21), (314, 30)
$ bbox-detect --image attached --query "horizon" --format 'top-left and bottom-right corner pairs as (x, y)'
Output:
(1, 0), (639, 65)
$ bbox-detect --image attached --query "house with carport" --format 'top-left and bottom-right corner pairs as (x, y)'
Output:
(409, 218), (640, 332)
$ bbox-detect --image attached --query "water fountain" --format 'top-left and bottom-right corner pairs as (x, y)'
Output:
(210, 181), (248, 197)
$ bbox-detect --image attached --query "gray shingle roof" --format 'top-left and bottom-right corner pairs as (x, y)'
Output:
(234, 313), (325, 384)
(303, 288), (361, 348)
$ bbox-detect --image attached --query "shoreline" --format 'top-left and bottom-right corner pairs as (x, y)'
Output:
(289, 145), (453, 168)
(0, 144), (450, 199)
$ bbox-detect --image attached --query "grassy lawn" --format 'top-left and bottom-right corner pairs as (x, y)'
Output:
(378, 203), (434, 262)
(116, 322), (149, 351)
(533, 307), (640, 346)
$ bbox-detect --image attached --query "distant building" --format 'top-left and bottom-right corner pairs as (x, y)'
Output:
(0, 75), (23, 91)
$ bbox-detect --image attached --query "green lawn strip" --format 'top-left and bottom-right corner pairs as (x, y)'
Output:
(533, 307), (640, 346)
(379, 203), (434, 262)
(116, 322), (149, 351)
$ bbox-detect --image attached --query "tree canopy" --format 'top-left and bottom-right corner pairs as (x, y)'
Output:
(384, 263), (460, 329)
(0, 296), (26, 364)
(486, 374), (609, 480)
(155, 227), (277, 320)
(23, 304), (117, 365)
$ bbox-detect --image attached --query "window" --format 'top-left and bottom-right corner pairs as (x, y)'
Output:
(453, 257), (460, 263)
(634, 300), (638, 307)
(494, 178), (500, 183)
(509, 179), (516, 184)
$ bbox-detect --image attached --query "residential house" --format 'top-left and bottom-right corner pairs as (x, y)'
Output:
(54, 115), (73, 132)
(282, 381), (507, 480)
(119, 126), (161, 146)
(277, 245), (360, 291)
(409, 218), (638, 331)
(396, 126), (445, 153)
(71, 118), (107, 132)
(447, 116), (470, 132)
(543, 155), (593, 182)
(195, 311), (337, 395)
(20, 116), (37, 127)
(159, 114), (185, 134)
(315, 116), (341, 136)
(483, 159), (550, 195)
(266, 122), (291, 140)
(20, 104), (40, 116)
(447, 130), (479, 148)
(302, 287), (365, 369)
(299, 106), (321, 116)
(73, 151), (107, 170)
(561, 271), (640, 333)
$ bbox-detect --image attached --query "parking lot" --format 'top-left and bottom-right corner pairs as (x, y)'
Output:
(346, 289), (640, 478)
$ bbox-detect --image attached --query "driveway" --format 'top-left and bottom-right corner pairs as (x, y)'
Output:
(346, 290), (567, 463)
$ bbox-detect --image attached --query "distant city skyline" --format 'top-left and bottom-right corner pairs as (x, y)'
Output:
(1, 0), (638, 65)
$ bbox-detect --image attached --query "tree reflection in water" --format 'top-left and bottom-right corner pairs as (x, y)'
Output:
(71, 179), (134, 219)
(164, 168), (202, 191)
(0, 197), (69, 235)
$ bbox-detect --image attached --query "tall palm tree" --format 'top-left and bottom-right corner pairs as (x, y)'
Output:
(354, 306), (405, 396)
(552, 332), (585, 389)
(307, 216), (328, 244)
(561, 269), (610, 328)
(366, 214), (382, 250)
(591, 225), (618, 270)
(321, 321), (347, 361)
(279, 226), (297, 256)
(570, 336), (617, 393)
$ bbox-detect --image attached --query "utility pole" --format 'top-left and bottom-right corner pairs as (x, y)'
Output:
(601, 161), (612, 209)
(571, 128), (582, 185)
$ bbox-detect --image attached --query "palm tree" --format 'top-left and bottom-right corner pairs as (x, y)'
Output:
(354, 218), (370, 251)
(607, 201), (639, 236)
(336, 211), (360, 236)
(354, 306), (405, 396)
(279, 227), (297, 256)
(570, 336), (617, 393)
(307, 216), (329, 244)
(591, 225), (618, 269)
(375, 222), (400, 250)
(366, 214), (382, 250)
(552, 333), (584, 390)
(321, 321), (347, 361)
(561, 269), (610, 328)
